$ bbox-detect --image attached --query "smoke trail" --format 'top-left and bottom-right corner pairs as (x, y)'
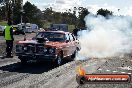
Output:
(76, 14), (132, 60)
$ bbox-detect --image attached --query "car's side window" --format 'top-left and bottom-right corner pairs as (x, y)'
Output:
(69, 34), (74, 41)
(37, 32), (44, 38)
(71, 34), (75, 41)
(65, 34), (70, 41)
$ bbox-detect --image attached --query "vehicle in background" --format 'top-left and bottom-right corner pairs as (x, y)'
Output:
(16, 31), (80, 66)
(0, 23), (38, 35)
(38, 28), (45, 32)
(25, 23), (38, 33)
(0, 24), (25, 36)
(17, 23), (26, 35)
(12, 25), (25, 35)
(0, 25), (5, 36)
(50, 24), (68, 32)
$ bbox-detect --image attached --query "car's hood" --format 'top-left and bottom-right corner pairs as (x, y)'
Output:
(18, 40), (66, 48)
(45, 41), (66, 48)
(18, 40), (38, 44)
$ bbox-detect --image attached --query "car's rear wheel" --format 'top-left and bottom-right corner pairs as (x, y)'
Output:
(71, 49), (78, 60)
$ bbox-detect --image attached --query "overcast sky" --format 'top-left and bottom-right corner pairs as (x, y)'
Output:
(23, 0), (132, 16)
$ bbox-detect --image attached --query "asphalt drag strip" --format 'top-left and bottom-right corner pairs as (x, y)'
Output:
(78, 54), (132, 88)
(1, 55), (128, 88)
(3, 58), (107, 88)
(0, 57), (56, 88)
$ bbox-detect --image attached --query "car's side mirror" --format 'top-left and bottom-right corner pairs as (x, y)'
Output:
(66, 40), (69, 43)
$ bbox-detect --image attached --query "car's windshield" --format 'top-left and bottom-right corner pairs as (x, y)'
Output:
(36, 32), (66, 42)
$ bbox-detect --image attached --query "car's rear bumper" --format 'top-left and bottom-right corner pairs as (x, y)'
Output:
(16, 53), (57, 61)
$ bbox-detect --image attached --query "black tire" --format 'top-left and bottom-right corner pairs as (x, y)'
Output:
(18, 56), (27, 64)
(71, 49), (78, 60)
(21, 60), (27, 64)
(54, 54), (63, 67)
(22, 32), (25, 35)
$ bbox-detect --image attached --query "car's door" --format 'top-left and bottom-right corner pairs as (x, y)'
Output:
(69, 33), (76, 55)
(62, 34), (71, 57)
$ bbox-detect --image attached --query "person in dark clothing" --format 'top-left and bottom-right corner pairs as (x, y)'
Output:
(72, 28), (80, 39)
(3, 21), (14, 58)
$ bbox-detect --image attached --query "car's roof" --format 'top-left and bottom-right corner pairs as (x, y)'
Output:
(39, 31), (70, 34)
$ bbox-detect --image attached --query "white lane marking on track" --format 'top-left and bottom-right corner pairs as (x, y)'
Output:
(118, 66), (132, 70)
(0, 70), (3, 73)
(106, 70), (110, 72)
(98, 69), (102, 71)
(97, 68), (132, 75)
(113, 71), (118, 73)
(0, 70), (9, 73)
(121, 72), (126, 74)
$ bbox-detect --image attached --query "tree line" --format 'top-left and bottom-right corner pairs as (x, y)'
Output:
(0, 1), (113, 28)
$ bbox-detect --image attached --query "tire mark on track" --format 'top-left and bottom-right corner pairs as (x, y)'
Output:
(0, 73), (29, 88)
(0, 62), (54, 88)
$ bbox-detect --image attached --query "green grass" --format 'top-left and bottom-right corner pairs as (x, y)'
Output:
(68, 25), (75, 32)
(0, 21), (7, 26)
(43, 22), (51, 28)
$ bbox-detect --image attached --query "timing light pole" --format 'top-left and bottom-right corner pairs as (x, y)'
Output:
(20, 0), (23, 26)
(20, 0), (26, 40)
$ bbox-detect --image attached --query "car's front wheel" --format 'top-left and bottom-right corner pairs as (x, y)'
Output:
(21, 59), (27, 64)
(18, 56), (27, 64)
(54, 54), (63, 67)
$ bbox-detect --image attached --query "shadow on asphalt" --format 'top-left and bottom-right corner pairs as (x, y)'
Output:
(0, 60), (71, 74)
(0, 62), (55, 74)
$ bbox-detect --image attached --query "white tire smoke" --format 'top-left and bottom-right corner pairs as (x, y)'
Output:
(76, 15), (132, 60)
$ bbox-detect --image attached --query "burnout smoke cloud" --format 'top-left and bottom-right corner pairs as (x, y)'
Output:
(76, 15), (132, 60)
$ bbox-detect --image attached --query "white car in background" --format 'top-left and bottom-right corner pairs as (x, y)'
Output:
(25, 23), (38, 33)
(0, 25), (5, 36)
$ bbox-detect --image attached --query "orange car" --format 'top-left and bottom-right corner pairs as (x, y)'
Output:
(16, 31), (80, 66)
